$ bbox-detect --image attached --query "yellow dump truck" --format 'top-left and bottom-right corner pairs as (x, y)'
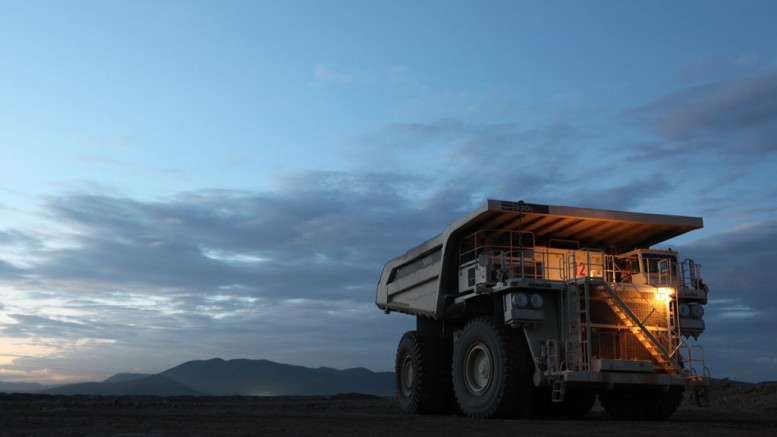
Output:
(376, 200), (709, 419)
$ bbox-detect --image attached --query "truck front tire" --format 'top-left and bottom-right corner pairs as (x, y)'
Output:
(395, 331), (453, 415)
(452, 318), (534, 418)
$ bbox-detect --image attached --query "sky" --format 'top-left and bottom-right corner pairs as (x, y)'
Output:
(1, 0), (776, 384)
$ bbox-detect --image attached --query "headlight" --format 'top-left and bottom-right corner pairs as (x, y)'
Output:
(655, 287), (674, 301)
(679, 303), (690, 318)
(691, 304), (705, 319)
(530, 294), (544, 308)
(513, 293), (528, 308)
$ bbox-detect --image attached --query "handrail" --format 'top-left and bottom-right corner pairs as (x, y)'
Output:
(684, 344), (707, 378)
(680, 258), (706, 290)
(567, 249), (606, 281)
(602, 282), (682, 373)
(471, 249), (568, 282)
(458, 229), (536, 265)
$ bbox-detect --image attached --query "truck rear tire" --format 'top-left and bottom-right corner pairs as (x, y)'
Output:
(452, 318), (534, 418)
(395, 331), (453, 415)
(599, 386), (683, 420)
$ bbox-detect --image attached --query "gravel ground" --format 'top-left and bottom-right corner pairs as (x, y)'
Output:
(1, 381), (775, 436)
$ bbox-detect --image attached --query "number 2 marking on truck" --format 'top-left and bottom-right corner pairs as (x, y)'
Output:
(578, 262), (586, 276)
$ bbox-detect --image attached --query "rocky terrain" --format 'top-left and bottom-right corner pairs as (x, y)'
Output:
(1, 379), (775, 436)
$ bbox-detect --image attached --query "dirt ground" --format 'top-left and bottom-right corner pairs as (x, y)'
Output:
(1, 380), (775, 436)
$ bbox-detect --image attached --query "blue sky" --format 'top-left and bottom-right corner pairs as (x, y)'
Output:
(1, 0), (776, 384)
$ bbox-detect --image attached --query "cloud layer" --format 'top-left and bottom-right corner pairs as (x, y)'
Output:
(2, 68), (777, 383)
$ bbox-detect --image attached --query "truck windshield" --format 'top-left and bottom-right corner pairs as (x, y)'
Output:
(642, 253), (677, 276)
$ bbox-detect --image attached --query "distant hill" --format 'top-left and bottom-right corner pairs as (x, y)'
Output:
(3, 362), (772, 398)
(42, 374), (201, 396)
(0, 381), (54, 393)
(10, 358), (393, 397)
(160, 358), (394, 396)
(102, 373), (152, 384)
(710, 377), (755, 387)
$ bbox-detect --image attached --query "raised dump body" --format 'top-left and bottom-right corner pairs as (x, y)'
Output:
(377, 200), (710, 419)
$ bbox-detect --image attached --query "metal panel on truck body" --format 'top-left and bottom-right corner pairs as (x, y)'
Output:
(376, 235), (444, 316)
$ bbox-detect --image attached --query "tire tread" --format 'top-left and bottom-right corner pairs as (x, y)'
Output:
(395, 331), (453, 415)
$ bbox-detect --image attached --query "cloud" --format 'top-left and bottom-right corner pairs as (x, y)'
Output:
(569, 177), (674, 211)
(2, 160), (775, 382)
(4, 72), (777, 382)
(7, 182), (770, 381)
(614, 69), (777, 219)
(677, 218), (777, 382)
(624, 69), (777, 156)
(1, 174), (457, 380)
(349, 117), (686, 213)
(682, 218), (777, 309)
(30, 178), (451, 302)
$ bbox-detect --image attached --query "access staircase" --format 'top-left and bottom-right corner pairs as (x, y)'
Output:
(562, 251), (682, 374)
(598, 282), (680, 373)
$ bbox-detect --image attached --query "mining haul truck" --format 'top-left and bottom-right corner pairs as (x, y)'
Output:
(376, 200), (710, 419)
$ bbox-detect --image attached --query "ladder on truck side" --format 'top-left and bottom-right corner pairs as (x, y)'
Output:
(556, 251), (600, 402)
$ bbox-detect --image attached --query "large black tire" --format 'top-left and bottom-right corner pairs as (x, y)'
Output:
(452, 318), (535, 418)
(395, 331), (454, 415)
(599, 386), (684, 420)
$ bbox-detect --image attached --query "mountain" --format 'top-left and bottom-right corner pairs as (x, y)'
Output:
(42, 374), (202, 396)
(4, 360), (770, 398)
(102, 373), (152, 384)
(19, 358), (393, 396)
(0, 381), (55, 392)
(160, 358), (394, 396)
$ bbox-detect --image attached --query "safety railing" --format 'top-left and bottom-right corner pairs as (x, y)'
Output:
(566, 249), (606, 281)
(458, 229), (536, 266)
(680, 343), (709, 379)
(475, 249), (567, 282)
(680, 258), (706, 290)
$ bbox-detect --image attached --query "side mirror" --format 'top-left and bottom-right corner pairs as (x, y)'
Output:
(478, 253), (489, 267)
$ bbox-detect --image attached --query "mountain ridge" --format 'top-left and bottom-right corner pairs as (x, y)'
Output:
(43, 374), (201, 396)
(0, 364), (768, 397)
(160, 358), (394, 396)
(1, 358), (394, 397)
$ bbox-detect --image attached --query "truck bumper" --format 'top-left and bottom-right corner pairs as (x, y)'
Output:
(561, 371), (699, 388)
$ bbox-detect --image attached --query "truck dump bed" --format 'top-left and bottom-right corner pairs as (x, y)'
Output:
(376, 200), (703, 318)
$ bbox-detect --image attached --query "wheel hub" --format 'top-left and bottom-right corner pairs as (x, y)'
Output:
(400, 354), (415, 396)
(464, 342), (492, 396)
